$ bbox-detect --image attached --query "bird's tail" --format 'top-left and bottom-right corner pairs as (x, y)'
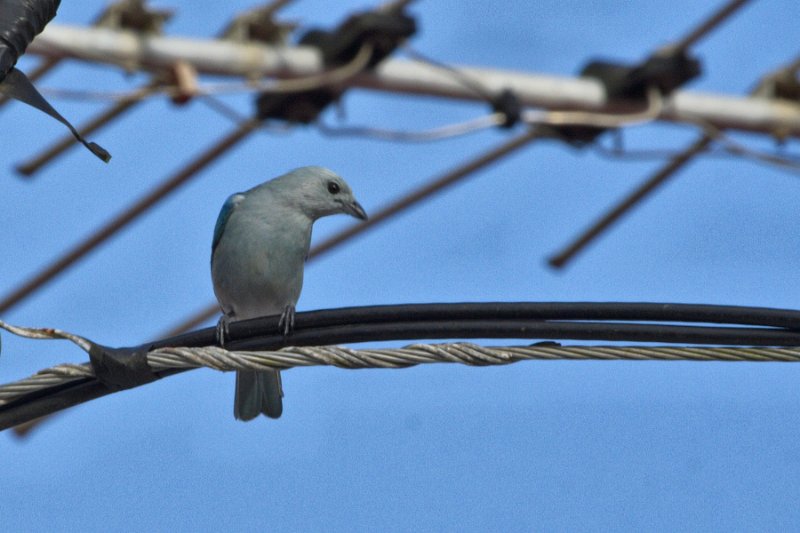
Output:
(234, 370), (283, 420)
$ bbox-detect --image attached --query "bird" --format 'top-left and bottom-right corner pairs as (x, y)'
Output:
(211, 166), (368, 421)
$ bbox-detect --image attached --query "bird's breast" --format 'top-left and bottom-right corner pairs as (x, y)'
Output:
(211, 213), (311, 320)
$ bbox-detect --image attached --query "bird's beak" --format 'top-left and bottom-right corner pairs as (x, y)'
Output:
(346, 200), (368, 220)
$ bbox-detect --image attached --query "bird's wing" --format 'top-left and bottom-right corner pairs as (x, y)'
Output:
(212, 193), (246, 255)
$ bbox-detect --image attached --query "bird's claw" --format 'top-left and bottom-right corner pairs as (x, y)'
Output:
(278, 304), (295, 336)
(216, 316), (230, 347)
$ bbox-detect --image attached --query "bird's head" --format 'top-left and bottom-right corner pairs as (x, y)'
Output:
(271, 166), (368, 221)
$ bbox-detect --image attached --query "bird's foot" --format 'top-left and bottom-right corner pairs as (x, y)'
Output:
(216, 315), (231, 347)
(278, 304), (295, 336)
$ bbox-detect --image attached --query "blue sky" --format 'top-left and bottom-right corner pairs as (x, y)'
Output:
(3, 1), (800, 531)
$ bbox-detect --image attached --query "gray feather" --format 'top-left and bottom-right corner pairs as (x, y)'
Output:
(234, 370), (283, 420)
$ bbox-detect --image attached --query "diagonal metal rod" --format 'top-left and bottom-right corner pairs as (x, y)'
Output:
(0, 118), (261, 315)
(548, 135), (713, 269)
(668, 0), (752, 53)
(15, 80), (161, 177)
(161, 128), (546, 337)
(255, 0), (294, 14)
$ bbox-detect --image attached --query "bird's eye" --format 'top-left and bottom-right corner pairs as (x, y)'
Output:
(327, 181), (341, 194)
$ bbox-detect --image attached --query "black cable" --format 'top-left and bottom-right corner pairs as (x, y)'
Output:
(163, 302), (800, 348)
(4, 301), (800, 431)
(223, 321), (800, 352)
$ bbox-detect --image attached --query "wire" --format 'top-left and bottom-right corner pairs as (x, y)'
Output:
(593, 139), (709, 161)
(317, 112), (507, 142)
(404, 47), (663, 132)
(316, 84), (663, 144)
(524, 86), (664, 130)
(5, 342), (800, 409)
(197, 94), (252, 124)
(690, 119), (800, 175)
(548, 120), (800, 270)
(315, 44), (525, 144)
(591, 129), (800, 163)
(4, 300), (800, 429)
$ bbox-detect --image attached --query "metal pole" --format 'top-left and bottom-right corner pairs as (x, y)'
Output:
(25, 24), (800, 138)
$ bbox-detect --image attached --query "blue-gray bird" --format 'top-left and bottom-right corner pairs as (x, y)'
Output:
(211, 166), (367, 421)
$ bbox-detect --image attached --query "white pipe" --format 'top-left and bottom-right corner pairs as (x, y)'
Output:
(28, 24), (800, 138)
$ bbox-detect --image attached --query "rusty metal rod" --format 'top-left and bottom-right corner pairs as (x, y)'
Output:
(668, 0), (752, 53)
(548, 135), (713, 269)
